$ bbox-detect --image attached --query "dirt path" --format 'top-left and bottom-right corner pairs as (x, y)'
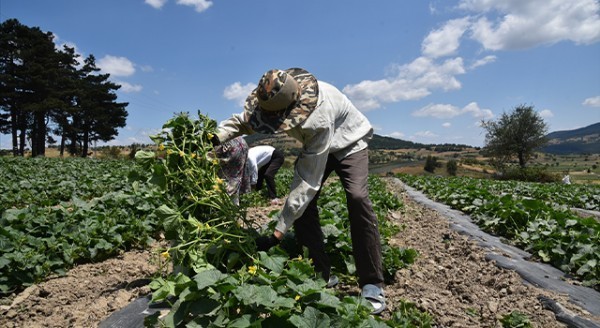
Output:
(1, 179), (598, 327)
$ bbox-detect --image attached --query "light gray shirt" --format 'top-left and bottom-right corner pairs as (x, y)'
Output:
(216, 81), (373, 233)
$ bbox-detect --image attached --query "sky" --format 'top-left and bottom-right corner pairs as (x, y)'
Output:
(1, 0), (600, 148)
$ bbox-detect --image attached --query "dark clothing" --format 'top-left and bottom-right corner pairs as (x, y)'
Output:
(256, 149), (285, 199)
(292, 148), (384, 288)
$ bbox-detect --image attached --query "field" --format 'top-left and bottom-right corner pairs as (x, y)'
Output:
(1, 157), (597, 327)
(370, 149), (600, 184)
(0, 116), (599, 327)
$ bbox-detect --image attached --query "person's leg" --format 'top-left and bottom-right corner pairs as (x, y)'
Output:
(292, 154), (336, 280)
(256, 165), (267, 191)
(334, 149), (384, 288)
(263, 149), (284, 199)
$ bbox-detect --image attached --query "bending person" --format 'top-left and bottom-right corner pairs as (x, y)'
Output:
(248, 145), (285, 205)
(213, 68), (386, 314)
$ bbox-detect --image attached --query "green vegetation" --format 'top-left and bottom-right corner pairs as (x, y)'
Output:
(0, 157), (161, 294)
(446, 159), (458, 176)
(398, 174), (600, 288)
(481, 105), (548, 169)
(500, 311), (532, 328)
(424, 155), (439, 173)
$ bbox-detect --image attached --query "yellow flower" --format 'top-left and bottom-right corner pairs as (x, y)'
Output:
(207, 133), (214, 140)
(212, 159), (219, 165)
(160, 251), (170, 260)
(295, 295), (301, 301)
(158, 144), (165, 151)
(167, 149), (173, 155)
(213, 184), (221, 192)
(191, 153), (197, 159)
(296, 255), (303, 261)
(179, 150), (185, 157)
(248, 265), (257, 275)
(216, 177), (224, 185)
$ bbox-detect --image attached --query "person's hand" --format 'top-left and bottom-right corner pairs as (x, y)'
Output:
(255, 234), (280, 252)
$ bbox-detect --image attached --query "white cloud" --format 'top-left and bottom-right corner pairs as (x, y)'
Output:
(460, 0), (600, 50)
(413, 103), (461, 119)
(177, 0), (213, 13)
(388, 131), (405, 139)
(414, 131), (439, 138)
(442, 122), (452, 127)
(97, 55), (135, 77)
(583, 96), (600, 107)
(343, 57), (465, 110)
(223, 82), (256, 107)
(470, 55), (497, 69)
(145, 0), (168, 9)
(539, 109), (554, 118)
(117, 81), (143, 93)
(413, 102), (493, 120)
(140, 65), (154, 73)
(422, 18), (470, 58)
(462, 102), (494, 119)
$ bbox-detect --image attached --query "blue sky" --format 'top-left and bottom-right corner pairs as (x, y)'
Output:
(2, 0), (599, 148)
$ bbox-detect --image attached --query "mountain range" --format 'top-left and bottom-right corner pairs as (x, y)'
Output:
(541, 122), (600, 154)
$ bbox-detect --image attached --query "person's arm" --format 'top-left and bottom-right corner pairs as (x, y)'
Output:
(215, 112), (255, 144)
(274, 125), (333, 235)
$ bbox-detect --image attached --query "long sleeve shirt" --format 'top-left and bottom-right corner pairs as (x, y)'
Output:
(216, 81), (373, 233)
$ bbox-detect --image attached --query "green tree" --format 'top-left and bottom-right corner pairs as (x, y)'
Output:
(1, 19), (128, 157)
(0, 19), (77, 156)
(481, 105), (548, 169)
(75, 55), (128, 157)
(446, 159), (458, 176)
(424, 155), (438, 173)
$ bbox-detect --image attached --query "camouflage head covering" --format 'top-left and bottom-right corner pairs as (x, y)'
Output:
(244, 68), (319, 134)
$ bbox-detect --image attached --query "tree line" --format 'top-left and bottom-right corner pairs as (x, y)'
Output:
(0, 19), (127, 157)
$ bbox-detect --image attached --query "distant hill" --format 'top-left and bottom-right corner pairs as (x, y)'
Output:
(542, 122), (600, 154)
(245, 133), (473, 153)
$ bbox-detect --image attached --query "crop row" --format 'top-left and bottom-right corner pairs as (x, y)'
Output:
(398, 174), (599, 289)
(0, 159), (162, 294)
(401, 174), (599, 211)
(0, 157), (135, 214)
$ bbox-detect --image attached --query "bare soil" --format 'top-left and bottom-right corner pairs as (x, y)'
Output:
(1, 178), (598, 327)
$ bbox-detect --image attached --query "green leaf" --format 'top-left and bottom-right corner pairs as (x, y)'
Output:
(186, 298), (221, 316)
(289, 306), (331, 328)
(565, 219), (578, 227)
(538, 250), (550, 262)
(233, 285), (294, 309)
(0, 257), (11, 269)
(259, 252), (287, 275)
(193, 269), (226, 290)
(228, 314), (254, 328)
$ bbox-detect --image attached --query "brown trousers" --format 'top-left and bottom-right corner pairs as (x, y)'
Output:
(293, 148), (384, 288)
